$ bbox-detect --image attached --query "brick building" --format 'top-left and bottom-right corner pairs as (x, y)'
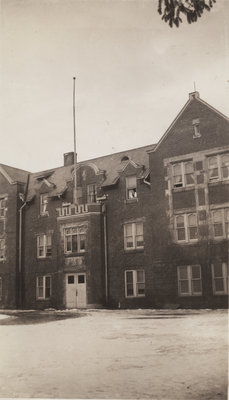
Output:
(0, 92), (228, 309)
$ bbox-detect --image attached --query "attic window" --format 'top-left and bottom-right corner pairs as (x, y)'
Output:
(121, 156), (129, 162)
(192, 119), (201, 138)
(36, 172), (54, 182)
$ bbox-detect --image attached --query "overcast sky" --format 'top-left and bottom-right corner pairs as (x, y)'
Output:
(1, 0), (228, 172)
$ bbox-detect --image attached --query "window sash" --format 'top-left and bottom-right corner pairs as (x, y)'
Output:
(124, 223), (144, 250)
(0, 199), (6, 217)
(211, 263), (228, 295)
(177, 265), (202, 296)
(208, 153), (229, 182)
(87, 185), (97, 203)
(40, 194), (48, 215)
(64, 229), (86, 253)
(0, 239), (5, 259)
(212, 209), (229, 238)
(36, 276), (51, 299)
(175, 214), (198, 242)
(172, 162), (194, 188)
(125, 270), (145, 298)
(37, 235), (52, 258)
(126, 176), (137, 199)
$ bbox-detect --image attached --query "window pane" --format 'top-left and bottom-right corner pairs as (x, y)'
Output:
(180, 280), (189, 293)
(45, 287), (51, 298)
(192, 280), (202, 293)
(188, 214), (197, 226)
(179, 266), (188, 279)
(126, 176), (136, 188)
(189, 227), (198, 240)
(137, 270), (145, 283)
(66, 236), (72, 251)
(38, 288), (43, 298)
(208, 157), (218, 168)
(38, 236), (44, 246)
(72, 235), (78, 252)
(176, 216), (184, 227)
(136, 236), (144, 247)
(136, 223), (143, 235)
(128, 189), (137, 199)
(177, 228), (185, 241)
(185, 174), (194, 185)
(125, 224), (132, 236)
(209, 168), (219, 179)
(221, 154), (229, 165)
(78, 275), (85, 284)
(127, 284), (134, 296)
(185, 162), (193, 174)
(214, 223), (223, 237)
(137, 283), (145, 295)
(126, 238), (134, 248)
(126, 271), (133, 283)
(213, 211), (222, 223)
(173, 164), (181, 175)
(38, 277), (43, 287)
(222, 166), (229, 179)
(46, 235), (51, 246)
(213, 263), (223, 278)
(191, 265), (201, 279)
(68, 275), (74, 284)
(215, 279), (224, 292)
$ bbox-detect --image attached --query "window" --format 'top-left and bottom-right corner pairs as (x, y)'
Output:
(124, 222), (143, 250)
(212, 209), (229, 238)
(172, 162), (194, 188)
(64, 227), (86, 254)
(40, 194), (48, 216)
(211, 263), (228, 295)
(0, 239), (5, 260)
(208, 153), (229, 182)
(192, 119), (201, 138)
(126, 176), (137, 199)
(125, 270), (145, 297)
(175, 214), (198, 242)
(87, 184), (97, 203)
(37, 234), (52, 258)
(36, 275), (51, 299)
(177, 265), (202, 296)
(0, 198), (6, 218)
(0, 277), (2, 301)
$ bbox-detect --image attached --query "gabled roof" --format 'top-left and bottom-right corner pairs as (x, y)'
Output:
(149, 92), (229, 153)
(0, 163), (29, 184)
(26, 143), (156, 199)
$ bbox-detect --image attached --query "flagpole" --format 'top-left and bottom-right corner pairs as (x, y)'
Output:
(73, 77), (77, 204)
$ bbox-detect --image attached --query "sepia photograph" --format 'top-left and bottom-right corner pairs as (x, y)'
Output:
(0, 0), (228, 399)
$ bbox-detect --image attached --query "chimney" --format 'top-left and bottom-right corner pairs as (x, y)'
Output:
(64, 152), (76, 166)
(189, 91), (200, 100)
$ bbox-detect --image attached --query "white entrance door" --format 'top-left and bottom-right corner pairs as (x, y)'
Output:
(66, 273), (87, 308)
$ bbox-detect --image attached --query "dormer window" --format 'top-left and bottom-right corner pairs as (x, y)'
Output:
(121, 156), (129, 162)
(126, 176), (137, 199)
(87, 184), (97, 203)
(192, 119), (201, 138)
(40, 194), (49, 216)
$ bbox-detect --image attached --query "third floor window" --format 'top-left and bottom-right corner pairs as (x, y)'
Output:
(124, 222), (144, 250)
(126, 176), (137, 199)
(172, 161), (194, 188)
(208, 153), (229, 182)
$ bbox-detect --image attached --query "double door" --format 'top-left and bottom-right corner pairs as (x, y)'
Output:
(66, 273), (87, 308)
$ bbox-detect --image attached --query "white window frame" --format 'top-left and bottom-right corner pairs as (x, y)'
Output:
(208, 153), (229, 182)
(175, 213), (198, 243)
(172, 161), (194, 189)
(211, 263), (228, 295)
(0, 239), (5, 260)
(0, 198), (6, 218)
(126, 176), (137, 199)
(125, 270), (145, 298)
(177, 265), (202, 297)
(40, 194), (49, 216)
(211, 208), (229, 239)
(124, 222), (144, 250)
(37, 234), (52, 258)
(0, 277), (2, 301)
(64, 227), (86, 254)
(87, 184), (97, 203)
(36, 275), (51, 300)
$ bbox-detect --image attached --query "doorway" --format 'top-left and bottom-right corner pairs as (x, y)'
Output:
(66, 273), (87, 308)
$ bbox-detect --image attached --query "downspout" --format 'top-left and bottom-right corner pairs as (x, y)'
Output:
(102, 203), (108, 305)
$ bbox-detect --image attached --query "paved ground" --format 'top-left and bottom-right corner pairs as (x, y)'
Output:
(0, 309), (228, 399)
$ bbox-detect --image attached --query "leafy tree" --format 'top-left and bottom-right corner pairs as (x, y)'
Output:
(158, 0), (216, 28)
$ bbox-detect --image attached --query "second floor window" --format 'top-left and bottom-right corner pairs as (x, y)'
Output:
(64, 227), (86, 254)
(0, 239), (5, 260)
(40, 194), (48, 216)
(175, 213), (198, 242)
(208, 153), (229, 182)
(172, 161), (194, 188)
(126, 176), (137, 199)
(177, 265), (202, 296)
(124, 222), (144, 250)
(212, 209), (229, 239)
(211, 263), (228, 295)
(125, 270), (145, 298)
(37, 234), (52, 258)
(87, 184), (97, 203)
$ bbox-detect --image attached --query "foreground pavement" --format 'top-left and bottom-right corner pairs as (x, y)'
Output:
(0, 309), (227, 399)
